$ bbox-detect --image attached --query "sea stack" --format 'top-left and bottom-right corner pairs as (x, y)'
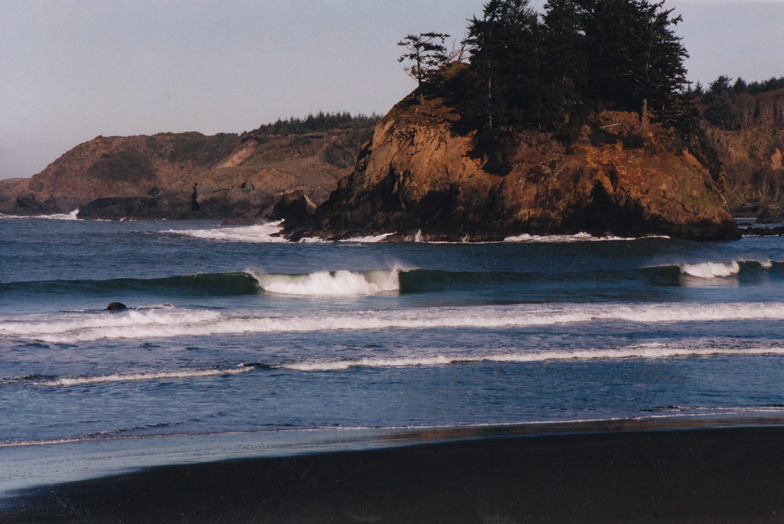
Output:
(289, 84), (739, 242)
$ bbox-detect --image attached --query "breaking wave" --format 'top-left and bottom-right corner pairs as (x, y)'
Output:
(282, 345), (784, 371)
(164, 221), (287, 243)
(2, 259), (782, 301)
(0, 209), (80, 220)
(252, 268), (400, 296)
(30, 366), (255, 387)
(5, 301), (784, 344)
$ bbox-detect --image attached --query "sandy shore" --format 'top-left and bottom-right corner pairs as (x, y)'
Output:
(3, 416), (784, 523)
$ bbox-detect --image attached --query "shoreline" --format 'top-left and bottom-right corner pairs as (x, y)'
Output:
(3, 415), (784, 522)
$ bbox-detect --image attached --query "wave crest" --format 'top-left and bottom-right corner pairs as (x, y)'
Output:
(680, 261), (741, 278)
(251, 268), (400, 296)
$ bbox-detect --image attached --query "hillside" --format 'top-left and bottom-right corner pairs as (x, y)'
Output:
(699, 87), (784, 219)
(0, 118), (375, 220)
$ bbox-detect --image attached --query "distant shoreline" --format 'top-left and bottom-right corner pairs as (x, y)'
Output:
(3, 415), (784, 522)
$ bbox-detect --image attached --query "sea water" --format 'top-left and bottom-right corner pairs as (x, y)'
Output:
(3, 214), (784, 486)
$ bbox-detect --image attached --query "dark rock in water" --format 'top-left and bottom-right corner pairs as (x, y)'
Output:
(106, 302), (128, 311)
(269, 190), (317, 225)
(78, 197), (162, 220)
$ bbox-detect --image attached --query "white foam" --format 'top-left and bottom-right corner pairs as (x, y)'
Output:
(284, 345), (784, 371)
(0, 306), (221, 338)
(34, 366), (253, 387)
(164, 221), (288, 243)
(0, 209), (80, 220)
(251, 269), (400, 296)
(681, 261), (740, 278)
(5, 301), (784, 344)
(339, 233), (394, 243)
(503, 232), (669, 243)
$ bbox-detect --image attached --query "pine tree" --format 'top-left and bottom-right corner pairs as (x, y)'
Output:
(397, 32), (450, 89)
(466, 0), (543, 130)
(575, 0), (689, 124)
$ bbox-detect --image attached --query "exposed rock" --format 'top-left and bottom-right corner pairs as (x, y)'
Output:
(105, 302), (128, 311)
(268, 190), (317, 224)
(288, 96), (739, 241)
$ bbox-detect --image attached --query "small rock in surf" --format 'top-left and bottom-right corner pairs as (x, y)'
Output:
(106, 302), (128, 311)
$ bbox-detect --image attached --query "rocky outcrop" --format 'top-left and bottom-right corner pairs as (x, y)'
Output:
(287, 96), (739, 241)
(0, 127), (372, 220)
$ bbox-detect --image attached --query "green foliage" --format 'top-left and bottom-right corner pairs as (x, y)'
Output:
(576, 0), (689, 122)
(419, 0), (694, 169)
(397, 33), (450, 88)
(465, 0), (544, 130)
(701, 76), (741, 130)
(425, 0), (693, 170)
(733, 75), (784, 95)
(247, 112), (381, 137)
(694, 74), (784, 130)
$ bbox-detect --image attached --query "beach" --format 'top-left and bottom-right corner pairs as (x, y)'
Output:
(3, 417), (784, 523)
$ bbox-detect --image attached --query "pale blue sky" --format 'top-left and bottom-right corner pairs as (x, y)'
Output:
(1, 0), (782, 180)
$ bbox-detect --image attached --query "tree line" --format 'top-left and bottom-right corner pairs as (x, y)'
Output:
(398, 0), (696, 171)
(691, 75), (784, 130)
(247, 112), (381, 137)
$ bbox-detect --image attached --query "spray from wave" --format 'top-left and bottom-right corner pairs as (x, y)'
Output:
(0, 209), (80, 221)
(164, 221), (288, 243)
(251, 268), (401, 296)
(680, 261), (741, 278)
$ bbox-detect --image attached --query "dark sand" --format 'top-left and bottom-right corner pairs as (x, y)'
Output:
(3, 418), (784, 523)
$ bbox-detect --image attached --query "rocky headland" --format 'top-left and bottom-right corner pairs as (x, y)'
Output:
(285, 90), (739, 241)
(0, 119), (375, 221)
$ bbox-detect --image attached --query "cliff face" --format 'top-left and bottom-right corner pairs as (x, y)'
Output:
(290, 96), (738, 241)
(0, 127), (371, 219)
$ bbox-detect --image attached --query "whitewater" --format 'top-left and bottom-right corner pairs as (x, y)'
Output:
(3, 217), (784, 452)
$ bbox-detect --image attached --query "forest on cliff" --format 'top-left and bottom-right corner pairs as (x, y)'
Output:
(400, 0), (695, 174)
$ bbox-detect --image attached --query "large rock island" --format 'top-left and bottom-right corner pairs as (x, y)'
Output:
(287, 91), (739, 241)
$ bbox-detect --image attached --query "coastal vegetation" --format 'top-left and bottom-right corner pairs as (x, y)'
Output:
(242, 112), (380, 138)
(399, 0), (698, 175)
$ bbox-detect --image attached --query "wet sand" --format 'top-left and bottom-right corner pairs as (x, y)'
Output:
(3, 418), (784, 523)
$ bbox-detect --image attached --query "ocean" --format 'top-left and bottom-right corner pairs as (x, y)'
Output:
(3, 213), (784, 494)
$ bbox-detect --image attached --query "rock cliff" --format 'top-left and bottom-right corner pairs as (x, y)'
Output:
(0, 125), (372, 220)
(288, 95), (739, 241)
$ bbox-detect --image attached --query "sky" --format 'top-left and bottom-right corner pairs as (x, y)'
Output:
(1, 0), (782, 180)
